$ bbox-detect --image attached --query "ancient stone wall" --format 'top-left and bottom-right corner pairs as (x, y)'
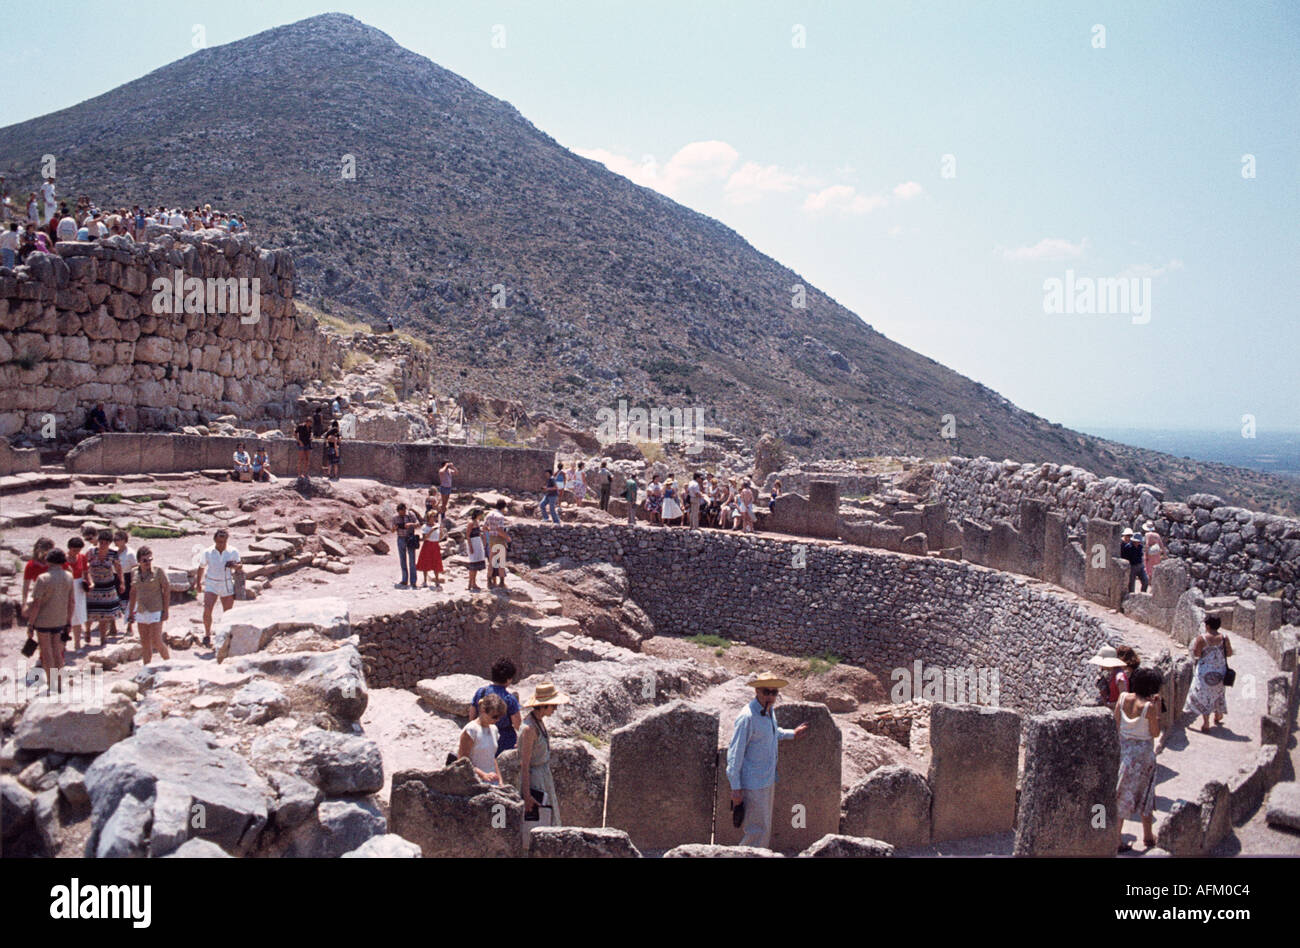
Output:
(0, 229), (340, 440)
(931, 456), (1300, 623)
(509, 524), (1117, 714)
(63, 433), (554, 492)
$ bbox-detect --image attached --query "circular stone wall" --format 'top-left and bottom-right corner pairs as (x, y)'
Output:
(510, 524), (1119, 714)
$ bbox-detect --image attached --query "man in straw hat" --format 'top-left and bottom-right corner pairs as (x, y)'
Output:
(726, 671), (809, 849)
(1088, 645), (1128, 709)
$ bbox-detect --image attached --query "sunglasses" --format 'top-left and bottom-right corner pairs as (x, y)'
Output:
(758, 688), (779, 696)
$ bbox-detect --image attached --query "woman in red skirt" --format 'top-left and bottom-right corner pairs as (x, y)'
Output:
(415, 509), (444, 586)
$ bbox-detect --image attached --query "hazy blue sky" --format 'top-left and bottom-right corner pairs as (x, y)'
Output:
(5, 1), (1297, 437)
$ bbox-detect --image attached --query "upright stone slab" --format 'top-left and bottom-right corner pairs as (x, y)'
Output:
(1150, 560), (1189, 609)
(1061, 541), (1087, 596)
(989, 520), (1022, 574)
(1084, 519), (1122, 602)
(1013, 707), (1119, 857)
(928, 704), (1021, 842)
(1255, 597), (1284, 642)
(605, 702), (718, 852)
(1042, 512), (1067, 586)
(1018, 498), (1047, 577)
(1233, 601), (1257, 642)
(1171, 588), (1207, 647)
(713, 702), (842, 855)
(961, 518), (992, 566)
(921, 502), (947, 552)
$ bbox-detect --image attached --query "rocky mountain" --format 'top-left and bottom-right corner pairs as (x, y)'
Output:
(1, 13), (1295, 513)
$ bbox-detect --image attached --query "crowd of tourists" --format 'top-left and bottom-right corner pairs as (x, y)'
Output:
(20, 526), (242, 689)
(540, 461), (772, 532)
(0, 175), (249, 269)
(1087, 606), (1235, 852)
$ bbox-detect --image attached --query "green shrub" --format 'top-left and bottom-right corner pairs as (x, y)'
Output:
(688, 633), (730, 649)
(129, 525), (185, 539)
(804, 651), (842, 676)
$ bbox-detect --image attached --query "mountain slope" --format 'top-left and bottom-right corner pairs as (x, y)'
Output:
(2, 12), (1295, 514)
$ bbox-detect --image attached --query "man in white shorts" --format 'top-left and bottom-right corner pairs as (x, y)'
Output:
(192, 528), (242, 649)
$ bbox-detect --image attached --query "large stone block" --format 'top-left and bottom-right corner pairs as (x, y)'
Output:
(713, 702), (841, 855)
(1254, 597), (1284, 642)
(921, 502), (947, 552)
(1171, 588), (1207, 647)
(839, 764), (931, 849)
(798, 833), (894, 857)
(1232, 601), (1257, 642)
(1084, 519), (1121, 597)
(1014, 707), (1119, 856)
(1121, 592), (1173, 632)
(15, 694), (134, 755)
(1198, 781), (1232, 853)
(1150, 560), (1190, 608)
(928, 703), (1021, 842)
(961, 518), (991, 566)
(605, 701), (718, 851)
(1061, 541), (1087, 596)
(1018, 498), (1047, 576)
(808, 480), (840, 513)
(389, 761), (524, 858)
(528, 826), (640, 858)
(1042, 512), (1067, 586)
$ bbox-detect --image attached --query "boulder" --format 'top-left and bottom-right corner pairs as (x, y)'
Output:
(1, 776), (35, 843)
(96, 792), (153, 858)
(798, 833), (894, 857)
(1156, 799), (1203, 856)
(266, 770), (322, 830)
(663, 843), (783, 858)
(147, 780), (193, 857)
(15, 693), (135, 754)
(528, 826), (641, 858)
(282, 799), (387, 858)
(389, 760), (525, 859)
(213, 596), (350, 662)
(164, 838), (231, 858)
(1264, 783), (1300, 831)
(232, 643), (367, 721)
(1013, 707), (1119, 857)
(84, 719), (271, 856)
(1198, 781), (1232, 852)
(839, 765), (931, 849)
(342, 833), (423, 858)
(226, 680), (290, 725)
(415, 674), (483, 717)
(250, 728), (383, 796)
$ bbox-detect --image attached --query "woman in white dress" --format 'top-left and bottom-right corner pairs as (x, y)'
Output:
(457, 693), (506, 784)
(661, 476), (684, 524)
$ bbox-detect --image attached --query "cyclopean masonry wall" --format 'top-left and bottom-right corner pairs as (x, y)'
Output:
(63, 433), (553, 493)
(508, 524), (1118, 715)
(0, 228), (339, 439)
(929, 456), (1300, 625)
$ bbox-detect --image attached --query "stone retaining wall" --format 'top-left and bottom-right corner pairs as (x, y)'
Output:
(509, 524), (1118, 714)
(0, 229), (339, 438)
(930, 456), (1300, 624)
(63, 433), (554, 492)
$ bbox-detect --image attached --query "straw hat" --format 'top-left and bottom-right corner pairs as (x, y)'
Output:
(522, 682), (570, 707)
(1143, 521), (1155, 532)
(748, 671), (789, 689)
(1121, 528), (1134, 537)
(1086, 646), (1126, 669)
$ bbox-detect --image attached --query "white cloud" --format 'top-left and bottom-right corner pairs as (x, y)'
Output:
(892, 181), (924, 200)
(1000, 237), (1090, 262)
(576, 140), (738, 198)
(1118, 259), (1184, 279)
(724, 161), (806, 205)
(802, 185), (886, 215)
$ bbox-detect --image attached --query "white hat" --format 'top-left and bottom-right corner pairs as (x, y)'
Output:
(1087, 646), (1127, 669)
(1143, 521), (1155, 532)
(1121, 528), (1134, 537)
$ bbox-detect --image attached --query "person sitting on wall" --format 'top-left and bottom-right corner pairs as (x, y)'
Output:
(251, 447), (271, 482)
(111, 407), (130, 432)
(86, 402), (110, 434)
(232, 442), (253, 479)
